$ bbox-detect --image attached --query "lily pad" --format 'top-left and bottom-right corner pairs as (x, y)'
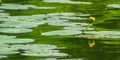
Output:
(0, 13), (9, 16)
(41, 30), (82, 36)
(0, 43), (9, 48)
(107, 4), (120, 9)
(48, 21), (82, 26)
(43, 0), (92, 4)
(0, 21), (39, 28)
(21, 49), (68, 57)
(85, 31), (120, 36)
(0, 56), (7, 59)
(63, 26), (94, 30)
(59, 16), (87, 20)
(0, 38), (34, 44)
(76, 34), (120, 39)
(0, 35), (16, 39)
(47, 12), (76, 16)
(0, 4), (56, 10)
(0, 50), (19, 55)
(21, 53), (68, 57)
(10, 44), (57, 50)
(0, 28), (33, 33)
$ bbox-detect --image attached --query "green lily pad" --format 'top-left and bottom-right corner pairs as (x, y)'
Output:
(48, 21), (82, 26)
(0, 28), (33, 33)
(41, 30), (82, 36)
(0, 21), (39, 28)
(76, 13), (90, 17)
(43, 0), (92, 4)
(21, 53), (68, 57)
(85, 31), (120, 36)
(63, 26), (94, 30)
(0, 35), (16, 39)
(0, 4), (56, 10)
(76, 31), (120, 39)
(0, 38), (34, 44)
(107, 4), (120, 9)
(0, 50), (19, 55)
(47, 12), (76, 16)
(21, 49), (68, 57)
(59, 16), (87, 20)
(10, 44), (57, 50)
(0, 56), (7, 59)
(0, 13), (9, 16)
(76, 34), (120, 39)
(0, 10), (4, 12)
(0, 43), (9, 48)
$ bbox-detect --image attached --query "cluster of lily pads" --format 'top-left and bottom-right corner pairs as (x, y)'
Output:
(0, 35), (68, 59)
(43, 0), (92, 4)
(0, 4), (56, 10)
(0, 8), (91, 34)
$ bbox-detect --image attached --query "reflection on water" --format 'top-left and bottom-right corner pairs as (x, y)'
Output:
(0, 0), (120, 60)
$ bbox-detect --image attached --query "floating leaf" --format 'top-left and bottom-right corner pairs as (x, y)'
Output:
(0, 56), (7, 59)
(0, 43), (9, 48)
(76, 31), (120, 39)
(0, 35), (16, 39)
(43, 0), (92, 4)
(85, 31), (120, 36)
(107, 4), (120, 9)
(0, 50), (19, 55)
(47, 12), (76, 16)
(0, 4), (56, 10)
(21, 49), (68, 57)
(10, 44), (57, 50)
(0, 28), (33, 33)
(21, 53), (68, 57)
(0, 21), (39, 28)
(63, 26), (94, 30)
(59, 16), (87, 20)
(41, 30), (82, 36)
(0, 38), (34, 44)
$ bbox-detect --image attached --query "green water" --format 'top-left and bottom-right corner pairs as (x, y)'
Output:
(0, 0), (120, 60)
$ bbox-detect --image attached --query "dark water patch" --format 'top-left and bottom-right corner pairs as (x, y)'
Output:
(95, 19), (120, 29)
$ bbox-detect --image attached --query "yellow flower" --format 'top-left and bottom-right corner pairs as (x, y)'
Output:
(89, 42), (95, 48)
(89, 16), (96, 21)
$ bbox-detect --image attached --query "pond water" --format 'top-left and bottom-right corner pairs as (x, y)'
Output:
(0, 0), (120, 60)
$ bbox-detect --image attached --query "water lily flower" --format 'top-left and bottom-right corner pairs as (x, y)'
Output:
(82, 16), (95, 33)
(88, 40), (95, 48)
(89, 16), (96, 22)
